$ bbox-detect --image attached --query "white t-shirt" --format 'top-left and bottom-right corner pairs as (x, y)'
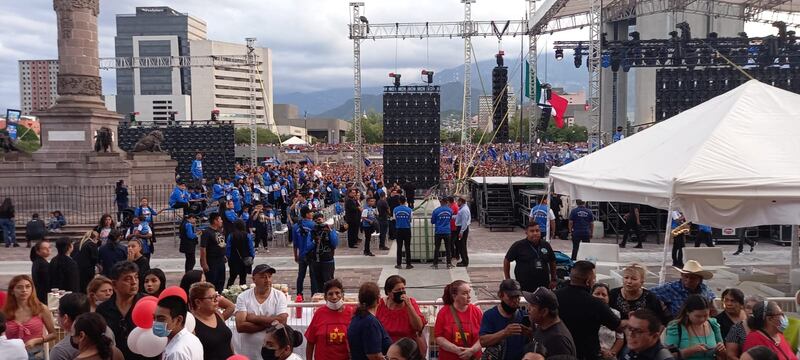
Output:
(163, 328), (204, 360)
(0, 335), (27, 360)
(235, 288), (289, 360)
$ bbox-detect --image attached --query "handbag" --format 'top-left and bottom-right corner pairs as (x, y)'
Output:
(235, 248), (254, 267)
(450, 305), (480, 360)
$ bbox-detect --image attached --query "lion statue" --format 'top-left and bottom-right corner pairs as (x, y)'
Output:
(132, 130), (166, 152)
(93, 127), (113, 152)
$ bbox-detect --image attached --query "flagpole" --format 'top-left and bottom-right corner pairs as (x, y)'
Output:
(519, 23), (524, 156)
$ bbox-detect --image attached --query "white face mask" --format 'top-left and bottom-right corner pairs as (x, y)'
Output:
(326, 299), (345, 311)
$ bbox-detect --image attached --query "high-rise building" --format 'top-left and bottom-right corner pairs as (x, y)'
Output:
(475, 87), (515, 132)
(190, 39), (274, 128)
(114, 6), (207, 119)
(18, 60), (59, 115)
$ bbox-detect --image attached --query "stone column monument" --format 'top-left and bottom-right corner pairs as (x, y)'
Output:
(0, 0), (176, 188)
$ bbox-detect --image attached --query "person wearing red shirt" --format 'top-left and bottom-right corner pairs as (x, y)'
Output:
(448, 197), (460, 262)
(376, 276), (427, 354)
(305, 279), (353, 360)
(742, 301), (797, 360)
(435, 280), (483, 360)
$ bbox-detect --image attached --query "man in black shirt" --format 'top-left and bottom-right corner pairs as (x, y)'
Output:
(504, 223), (557, 292)
(344, 189), (362, 248)
(621, 309), (674, 360)
(556, 261), (625, 360)
(200, 212), (227, 292)
(402, 181), (416, 208)
(96, 261), (157, 360)
(387, 189), (401, 241)
(524, 287), (576, 358)
(376, 192), (391, 250)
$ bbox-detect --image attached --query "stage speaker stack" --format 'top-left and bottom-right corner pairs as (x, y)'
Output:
(492, 52), (509, 143)
(383, 81), (441, 189)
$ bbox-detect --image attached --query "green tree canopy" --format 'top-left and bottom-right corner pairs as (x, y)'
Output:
(234, 127), (281, 145)
(345, 112), (383, 144)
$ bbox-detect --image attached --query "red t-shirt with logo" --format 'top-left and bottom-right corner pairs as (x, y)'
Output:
(376, 297), (427, 342)
(304, 306), (354, 360)
(434, 304), (483, 360)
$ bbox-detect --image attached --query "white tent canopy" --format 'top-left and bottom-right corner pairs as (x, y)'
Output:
(550, 80), (800, 229)
(281, 136), (308, 146)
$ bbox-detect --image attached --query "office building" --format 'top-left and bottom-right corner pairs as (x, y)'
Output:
(18, 60), (59, 115)
(274, 104), (348, 144)
(114, 6), (207, 119)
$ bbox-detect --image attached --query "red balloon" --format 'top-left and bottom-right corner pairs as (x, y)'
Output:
(140, 296), (158, 303)
(227, 355), (249, 360)
(158, 286), (188, 303)
(132, 298), (158, 329)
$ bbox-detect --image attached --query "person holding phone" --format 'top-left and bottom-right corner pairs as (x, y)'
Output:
(664, 294), (724, 360)
(479, 279), (531, 360)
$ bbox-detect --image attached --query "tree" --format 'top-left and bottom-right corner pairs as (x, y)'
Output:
(234, 127), (280, 145)
(8, 123), (41, 153)
(345, 112), (383, 144)
(542, 122), (588, 142)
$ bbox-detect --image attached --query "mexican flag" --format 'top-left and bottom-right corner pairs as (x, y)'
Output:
(525, 61), (569, 128)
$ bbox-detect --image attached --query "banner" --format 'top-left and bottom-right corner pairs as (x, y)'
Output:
(5, 109), (20, 140)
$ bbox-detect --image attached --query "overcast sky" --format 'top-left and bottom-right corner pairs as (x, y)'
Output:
(0, 0), (782, 111)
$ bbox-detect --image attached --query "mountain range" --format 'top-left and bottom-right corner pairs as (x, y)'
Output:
(274, 55), (590, 119)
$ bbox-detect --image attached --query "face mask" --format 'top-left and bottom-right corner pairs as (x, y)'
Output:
(779, 315), (789, 332)
(392, 291), (405, 304)
(261, 347), (280, 360)
(326, 299), (344, 311)
(152, 321), (171, 337)
(500, 301), (517, 314)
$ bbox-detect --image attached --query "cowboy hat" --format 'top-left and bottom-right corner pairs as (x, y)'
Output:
(673, 260), (713, 280)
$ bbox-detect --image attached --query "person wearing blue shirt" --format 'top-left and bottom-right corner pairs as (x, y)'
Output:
(361, 197), (379, 257)
(479, 279), (529, 360)
(308, 212), (339, 292)
(133, 197), (156, 224)
(168, 182), (190, 211)
(430, 197), (454, 269)
(212, 178), (225, 203)
(230, 187), (242, 214)
(191, 153), (203, 182)
(240, 182), (252, 207)
(695, 224), (714, 248)
(222, 199), (239, 236)
(293, 207), (317, 297)
(612, 126), (625, 142)
(529, 197), (555, 239)
(178, 214), (199, 271)
(334, 199), (344, 216)
(568, 199), (594, 260)
(126, 216), (153, 257)
(393, 196), (413, 269)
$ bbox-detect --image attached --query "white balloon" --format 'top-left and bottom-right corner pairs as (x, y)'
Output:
(135, 327), (168, 357)
(126, 327), (146, 354)
(185, 312), (196, 333)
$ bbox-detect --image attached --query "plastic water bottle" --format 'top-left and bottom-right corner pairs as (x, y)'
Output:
(295, 294), (303, 319)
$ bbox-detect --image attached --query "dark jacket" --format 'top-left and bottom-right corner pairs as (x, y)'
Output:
(132, 255), (150, 293)
(98, 242), (127, 277)
(73, 240), (99, 294)
(48, 254), (79, 293)
(31, 256), (49, 304)
(25, 219), (46, 241)
(345, 198), (361, 223)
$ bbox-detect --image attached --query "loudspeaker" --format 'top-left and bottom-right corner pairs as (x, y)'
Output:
(529, 162), (546, 177)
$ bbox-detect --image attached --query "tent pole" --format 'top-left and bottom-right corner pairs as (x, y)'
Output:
(546, 178), (552, 241)
(659, 199), (675, 284)
(792, 225), (799, 294)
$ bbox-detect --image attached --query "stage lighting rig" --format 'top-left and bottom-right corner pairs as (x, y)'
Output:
(496, 50), (505, 66)
(573, 44), (583, 68)
(555, 48), (564, 60)
(421, 70), (434, 84)
(389, 72), (401, 87)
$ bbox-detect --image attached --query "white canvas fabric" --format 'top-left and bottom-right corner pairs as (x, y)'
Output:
(550, 80), (800, 228)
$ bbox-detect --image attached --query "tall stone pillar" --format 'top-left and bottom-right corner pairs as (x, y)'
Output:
(34, 0), (123, 159)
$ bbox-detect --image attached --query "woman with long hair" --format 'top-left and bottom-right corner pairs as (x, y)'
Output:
(74, 230), (100, 294)
(86, 276), (113, 312)
(189, 282), (234, 359)
(94, 214), (115, 246)
(142, 268), (166, 297)
(376, 275), (427, 356)
(387, 337), (424, 360)
(226, 220), (253, 287)
(0, 197), (17, 247)
(664, 294), (725, 360)
(348, 282), (392, 360)
(72, 312), (123, 359)
(3, 275), (57, 358)
(305, 279), (352, 360)
(742, 301), (797, 360)
(434, 280), (483, 360)
(97, 230), (126, 278)
(180, 270), (205, 296)
(29, 240), (50, 304)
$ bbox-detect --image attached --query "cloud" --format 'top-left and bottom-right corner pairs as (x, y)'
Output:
(0, 0), (787, 111)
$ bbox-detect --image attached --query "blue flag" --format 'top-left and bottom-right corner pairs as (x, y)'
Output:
(503, 152), (511, 162)
(304, 156), (314, 165)
(488, 147), (498, 161)
(364, 158), (372, 166)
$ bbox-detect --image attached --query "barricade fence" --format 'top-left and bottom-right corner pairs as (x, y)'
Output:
(0, 184), (174, 226)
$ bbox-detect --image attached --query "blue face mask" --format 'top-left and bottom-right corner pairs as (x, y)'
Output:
(779, 315), (789, 332)
(152, 321), (171, 338)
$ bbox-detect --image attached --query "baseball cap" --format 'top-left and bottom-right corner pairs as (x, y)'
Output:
(522, 287), (559, 311)
(252, 264), (276, 275)
(498, 279), (522, 297)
